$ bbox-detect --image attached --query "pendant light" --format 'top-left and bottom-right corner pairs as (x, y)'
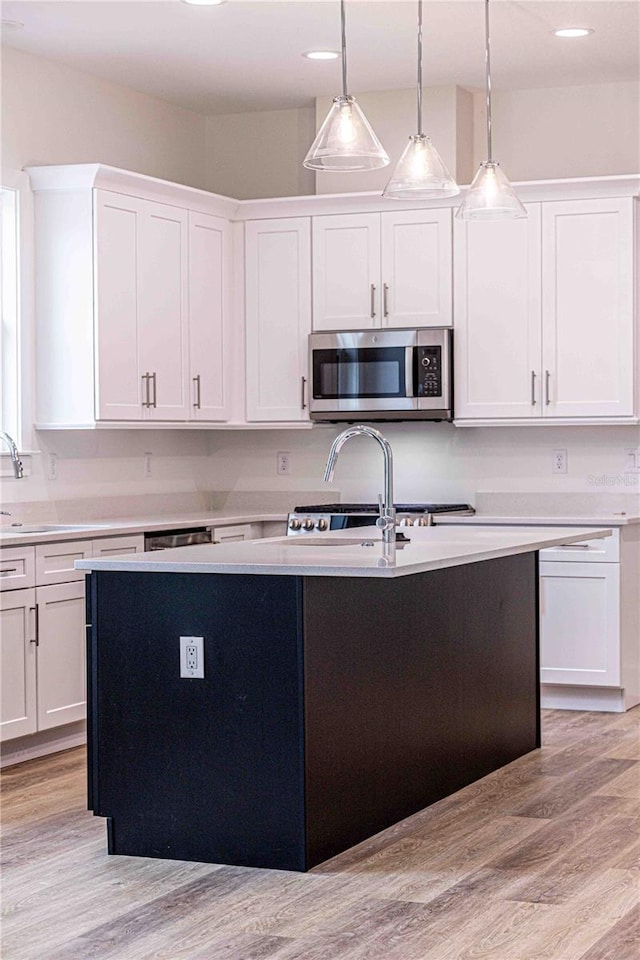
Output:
(303, 0), (389, 172)
(383, 0), (459, 199)
(456, 0), (526, 220)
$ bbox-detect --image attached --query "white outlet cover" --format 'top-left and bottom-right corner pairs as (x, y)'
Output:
(180, 636), (204, 679)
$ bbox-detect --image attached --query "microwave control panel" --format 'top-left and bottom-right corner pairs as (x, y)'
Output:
(416, 346), (442, 398)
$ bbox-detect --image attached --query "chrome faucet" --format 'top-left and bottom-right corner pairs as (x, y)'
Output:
(323, 425), (396, 546)
(0, 432), (24, 479)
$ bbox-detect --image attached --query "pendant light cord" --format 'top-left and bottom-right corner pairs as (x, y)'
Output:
(417, 0), (423, 136)
(485, 0), (493, 161)
(340, 0), (348, 96)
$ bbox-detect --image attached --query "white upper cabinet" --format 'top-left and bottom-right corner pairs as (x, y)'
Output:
(29, 164), (236, 429)
(454, 196), (637, 424)
(245, 218), (311, 422)
(312, 209), (452, 331)
(188, 212), (232, 421)
(541, 199), (635, 418)
(96, 191), (189, 421)
(454, 205), (542, 419)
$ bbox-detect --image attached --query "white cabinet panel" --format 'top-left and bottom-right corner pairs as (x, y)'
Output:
(36, 581), (86, 731)
(92, 535), (145, 557)
(246, 218), (311, 421)
(138, 202), (189, 420)
(94, 191), (143, 420)
(211, 523), (262, 543)
(312, 214), (380, 330)
(35, 540), (93, 586)
(540, 561), (620, 687)
(0, 588), (37, 741)
(454, 205), (541, 418)
(541, 199), (634, 418)
(188, 212), (231, 421)
(381, 209), (452, 328)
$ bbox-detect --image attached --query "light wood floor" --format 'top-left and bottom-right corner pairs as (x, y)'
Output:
(1, 708), (639, 960)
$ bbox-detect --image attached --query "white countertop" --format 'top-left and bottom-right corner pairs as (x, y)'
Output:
(438, 513), (639, 527)
(0, 511), (287, 547)
(76, 525), (612, 579)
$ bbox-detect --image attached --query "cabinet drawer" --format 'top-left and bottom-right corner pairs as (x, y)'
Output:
(35, 540), (93, 585)
(0, 547), (36, 591)
(92, 534), (145, 557)
(211, 523), (262, 543)
(539, 529), (619, 563)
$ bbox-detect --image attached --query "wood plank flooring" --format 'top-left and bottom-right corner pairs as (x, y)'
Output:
(1, 708), (638, 960)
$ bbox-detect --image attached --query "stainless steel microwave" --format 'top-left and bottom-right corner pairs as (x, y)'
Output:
(309, 327), (453, 422)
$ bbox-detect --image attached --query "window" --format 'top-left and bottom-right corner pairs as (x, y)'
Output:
(1, 184), (21, 440)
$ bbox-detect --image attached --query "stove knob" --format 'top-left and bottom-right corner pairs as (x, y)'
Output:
(302, 518), (315, 531)
(288, 518), (301, 531)
(316, 518), (328, 531)
(405, 517), (415, 527)
(417, 516), (430, 526)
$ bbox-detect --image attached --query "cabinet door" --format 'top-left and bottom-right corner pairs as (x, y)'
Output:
(94, 190), (144, 421)
(0, 588), (37, 741)
(454, 205), (542, 419)
(246, 218), (311, 422)
(35, 539), (93, 585)
(541, 199), (634, 418)
(312, 214), (380, 330)
(92, 535), (145, 557)
(138, 200), (189, 421)
(211, 523), (262, 542)
(36, 581), (86, 731)
(188, 212), (231, 421)
(540, 561), (620, 687)
(381, 209), (452, 328)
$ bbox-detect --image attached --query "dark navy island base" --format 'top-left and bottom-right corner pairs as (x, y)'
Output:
(86, 552), (540, 872)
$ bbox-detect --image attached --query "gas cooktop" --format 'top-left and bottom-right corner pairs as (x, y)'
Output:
(293, 503), (473, 514)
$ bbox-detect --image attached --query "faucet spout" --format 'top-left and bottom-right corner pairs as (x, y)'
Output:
(0, 432), (24, 479)
(323, 425), (395, 545)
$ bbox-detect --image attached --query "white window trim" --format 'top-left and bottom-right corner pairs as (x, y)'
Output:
(1, 169), (35, 460)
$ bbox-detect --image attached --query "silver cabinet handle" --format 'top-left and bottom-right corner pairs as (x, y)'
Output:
(193, 374), (201, 409)
(301, 376), (307, 410)
(545, 370), (551, 406)
(557, 543), (590, 549)
(370, 284), (376, 319)
(530, 371), (536, 406)
(0, 567), (18, 575)
(141, 373), (150, 408)
(29, 604), (39, 646)
(383, 283), (389, 318)
(150, 372), (157, 409)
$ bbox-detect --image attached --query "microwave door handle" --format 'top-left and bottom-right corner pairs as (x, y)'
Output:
(406, 347), (416, 397)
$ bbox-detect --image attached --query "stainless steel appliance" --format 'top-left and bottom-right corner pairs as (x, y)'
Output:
(144, 527), (213, 551)
(309, 327), (453, 422)
(287, 502), (474, 536)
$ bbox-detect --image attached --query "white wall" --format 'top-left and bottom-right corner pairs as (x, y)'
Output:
(478, 81), (640, 182)
(1, 46), (207, 189)
(205, 107), (316, 199)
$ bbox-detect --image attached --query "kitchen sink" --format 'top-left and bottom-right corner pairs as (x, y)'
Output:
(2, 523), (113, 535)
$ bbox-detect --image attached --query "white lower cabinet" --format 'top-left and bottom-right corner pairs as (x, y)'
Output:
(540, 561), (620, 687)
(211, 523), (262, 543)
(0, 534), (145, 746)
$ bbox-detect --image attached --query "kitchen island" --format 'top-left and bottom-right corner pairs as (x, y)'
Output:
(79, 525), (609, 871)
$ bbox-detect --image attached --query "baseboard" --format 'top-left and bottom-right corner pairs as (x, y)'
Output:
(0, 721), (86, 768)
(540, 685), (631, 713)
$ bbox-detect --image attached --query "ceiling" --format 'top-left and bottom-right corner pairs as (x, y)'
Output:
(1, 1), (638, 115)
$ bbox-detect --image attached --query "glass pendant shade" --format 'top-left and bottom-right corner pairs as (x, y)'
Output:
(383, 134), (459, 199)
(456, 160), (527, 220)
(303, 95), (390, 171)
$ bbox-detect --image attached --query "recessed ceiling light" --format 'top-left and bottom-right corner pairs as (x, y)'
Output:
(181, 0), (226, 6)
(553, 27), (594, 38)
(1, 19), (25, 31)
(303, 51), (340, 61)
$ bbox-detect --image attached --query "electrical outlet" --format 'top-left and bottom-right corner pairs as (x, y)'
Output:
(144, 452), (153, 478)
(180, 636), (204, 679)
(47, 453), (58, 481)
(552, 449), (568, 474)
(624, 448), (640, 473)
(277, 452), (291, 476)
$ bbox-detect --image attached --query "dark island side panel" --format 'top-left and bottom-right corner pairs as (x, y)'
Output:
(88, 571), (307, 871)
(302, 552), (540, 868)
